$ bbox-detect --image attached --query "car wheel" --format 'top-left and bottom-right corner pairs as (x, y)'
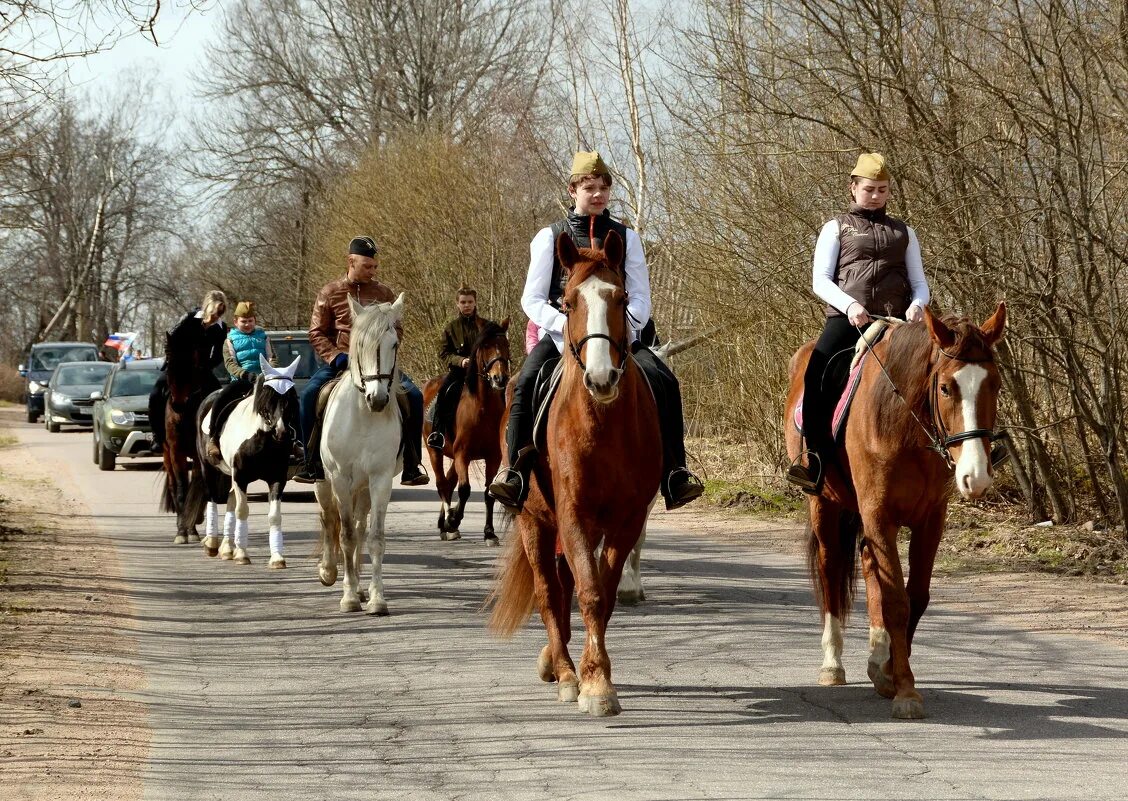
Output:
(92, 428), (100, 464)
(98, 441), (117, 471)
(26, 409), (36, 424)
(47, 418), (60, 433)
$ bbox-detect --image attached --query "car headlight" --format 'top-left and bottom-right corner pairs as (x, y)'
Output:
(52, 391), (70, 404)
(110, 409), (136, 425)
(28, 381), (45, 394)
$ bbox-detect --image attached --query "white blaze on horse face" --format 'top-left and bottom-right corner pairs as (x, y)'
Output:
(578, 276), (619, 401)
(952, 364), (992, 499)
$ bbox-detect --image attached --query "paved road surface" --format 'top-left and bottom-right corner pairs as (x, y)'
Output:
(13, 421), (1128, 800)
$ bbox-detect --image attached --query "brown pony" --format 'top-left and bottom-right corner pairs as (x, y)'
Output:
(422, 318), (511, 544)
(488, 230), (662, 717)
(160, 325), (205, 544)
(785, 303), (1006, 719)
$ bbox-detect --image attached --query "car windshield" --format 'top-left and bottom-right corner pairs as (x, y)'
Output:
(31, 346), (99, 370)
(109, 369), (161, 398)
(55, 363), (112, 387)
(269, 338), (323, 379)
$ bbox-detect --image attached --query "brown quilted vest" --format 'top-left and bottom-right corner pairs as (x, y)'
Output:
(825, 204), (912, 318)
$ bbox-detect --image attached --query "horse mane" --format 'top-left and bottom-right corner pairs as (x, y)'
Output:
(564, 248), (622, 293)
(252, 372), (297, 422)
(465, 321), (507, 393)
(873, 315), (995, 439)
(348, 300), (402, 392)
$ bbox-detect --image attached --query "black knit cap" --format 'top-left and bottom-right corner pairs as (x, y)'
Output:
(348, 236), (378, 258)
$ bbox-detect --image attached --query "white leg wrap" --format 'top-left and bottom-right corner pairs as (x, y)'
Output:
(821, 615), (845, 671)
(269, 526), (283, 556)
(223, 511), (236, 538)
(869, 626), (891, 667)
(205, 503), (219, 536)
(235, 519), (249, 549)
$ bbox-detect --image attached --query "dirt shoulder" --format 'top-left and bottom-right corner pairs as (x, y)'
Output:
(0, 408), (146, 801)
(663, 503), (1128, 650)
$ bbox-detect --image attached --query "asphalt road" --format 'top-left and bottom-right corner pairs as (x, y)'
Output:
(13, 420), (1128, 800)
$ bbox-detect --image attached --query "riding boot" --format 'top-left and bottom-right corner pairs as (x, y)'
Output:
(148, 376), (167, 449)
(292, 420), (324, 484)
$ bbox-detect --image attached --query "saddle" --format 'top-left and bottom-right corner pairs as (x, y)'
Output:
(424, 377), (464, 431)
(794, 320), (891, 443)
(311, 373), (409, 456)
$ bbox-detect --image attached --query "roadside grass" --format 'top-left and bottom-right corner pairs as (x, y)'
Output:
(703, 477), (806, 517)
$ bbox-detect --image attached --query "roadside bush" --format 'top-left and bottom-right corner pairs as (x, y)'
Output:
(0, 366), (24, 403)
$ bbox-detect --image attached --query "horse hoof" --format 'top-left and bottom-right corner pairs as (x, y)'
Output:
(366, 599), (389, 616)
(891, 694), (926, 720)
(340, 597), (362, 613)
(219, 539), (234, 560)
(440, 529), (461, 541)
(557, 681), (579, 703)
(578, 692), (622, 717)
(484, 533), (500, 547)
(172, 533), (188, 545)
(537, 646), (556, 683)
(268, 556), (287, 570)
(318, 565), (337, 586)
(819, 667), (847, 686)
(233, 548), (251, 565)
(616, 589), (645, 606)
(188, 531), (201, 543)
(868, 661), (896, 699)
(202, 536), (220, 557)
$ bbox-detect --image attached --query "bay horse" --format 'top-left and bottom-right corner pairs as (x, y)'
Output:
(785, 303), (1006, 719)
(488, 230), (662, 717)
(315, 294), (405, 614)
(186, 355), (302, 567)
(422, 319), (511, 544)
(160, 322), (207, 544)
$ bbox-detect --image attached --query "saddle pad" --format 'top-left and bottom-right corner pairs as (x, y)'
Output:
(532, 359), (565, 452)
(793, 351), (870, 443)
(315, 374), (345, 417)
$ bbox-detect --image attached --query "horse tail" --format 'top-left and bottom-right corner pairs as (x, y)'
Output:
(159, 452), (177, 513)
(183, 471), (209, 533)
(806, 508), (861, 620)
(486, 516), (535, 638)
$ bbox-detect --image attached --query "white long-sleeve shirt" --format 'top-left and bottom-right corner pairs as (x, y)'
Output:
(521, 225), (651, 352)
(812, 220), (930, 315)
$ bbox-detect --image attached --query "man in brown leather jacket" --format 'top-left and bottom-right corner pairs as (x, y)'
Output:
(293, 236), (429, 485)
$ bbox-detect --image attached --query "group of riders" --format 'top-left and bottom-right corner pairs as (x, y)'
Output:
(146, 149), (930, 508)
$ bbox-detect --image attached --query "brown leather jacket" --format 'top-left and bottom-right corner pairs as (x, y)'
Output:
(308, 276), (398, 362)
(825, 204), (911, 319)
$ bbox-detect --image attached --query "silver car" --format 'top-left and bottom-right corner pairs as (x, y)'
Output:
(44, 361), (114, 433)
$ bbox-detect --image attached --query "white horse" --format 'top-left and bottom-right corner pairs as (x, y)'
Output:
(315, 294), (405, 614)
(188, 355), (302, 568)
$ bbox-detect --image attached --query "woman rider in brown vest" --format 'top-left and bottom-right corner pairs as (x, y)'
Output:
(787, 153), (931, 495)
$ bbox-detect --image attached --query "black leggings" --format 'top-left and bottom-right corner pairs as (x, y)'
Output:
(506, 335), (560, 463)
(801, 316), (862, 450)
(432, 368), (465, 436)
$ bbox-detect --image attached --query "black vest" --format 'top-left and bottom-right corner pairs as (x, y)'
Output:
(547, 210), (629, 309)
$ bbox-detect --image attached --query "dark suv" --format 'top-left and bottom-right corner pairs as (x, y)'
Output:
(91, 358), (163, 470)
(19, 342), (102, 424)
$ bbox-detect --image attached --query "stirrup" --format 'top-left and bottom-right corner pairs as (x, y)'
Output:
(664, 467), (705, 510)
(427, 431), (446, 450)
(488, 467), (526, 510)
(786, 450), (824, 495)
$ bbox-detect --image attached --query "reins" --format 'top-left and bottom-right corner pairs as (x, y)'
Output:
(852, 320), (1006, 471)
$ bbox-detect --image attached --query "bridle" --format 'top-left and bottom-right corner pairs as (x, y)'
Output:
(352, 339), (398, 394)
(561, 299), (629, 374)
(856, 325), (1008, 471)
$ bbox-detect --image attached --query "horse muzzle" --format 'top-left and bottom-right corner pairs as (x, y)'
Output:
(366, 389), (390, 412)
(489, 373), (509, 391)
(584, 367), (622, 404)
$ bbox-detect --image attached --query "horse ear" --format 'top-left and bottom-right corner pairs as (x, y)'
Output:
(602, 229), (624, 274)
(557, 232), (581, 274)
(282, 355), (301, 379)
(347, 294), (365, 320)
(923, 305), (956, 350)
(500, 317), (510, 331)
(391, 292), (405, 319)
(258, 354), (272, 375)
(980, 302), (1006, 346)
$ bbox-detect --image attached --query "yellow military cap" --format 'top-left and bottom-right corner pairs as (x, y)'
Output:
(233, 301), (256, 318)
(851, 152), (891, 181)
(570, 151), (610, 177)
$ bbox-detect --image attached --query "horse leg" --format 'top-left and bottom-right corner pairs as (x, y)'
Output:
(617, 496), (657, 605)
(444, 452), (471, 538)
(522, 519), (578, 702)
(363, 475), (393, 615)
(202, 500), (221, 557)
(861, 507), (924, 719)
(860, 539), (894, 699)
(267, 480), (286, 569)
(232, 481), (252, 565)
(559, 516), (620, 717)
(438, 464), (461, 540)
(431, 442), (453, 536)
(906, 506), (945, 649)
(808, 497), (859, 687)
(483, 453), (499, 545)
(336, 483), (362, 612)
(219, 492), (236, 560)
(315, 482), (340, 586)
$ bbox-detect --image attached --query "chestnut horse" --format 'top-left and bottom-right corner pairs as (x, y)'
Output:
(160, 323), (206, 544)
(422, 319), (511, 544)
(489, 230), (662, 717)
(785, 304), (1006, 719)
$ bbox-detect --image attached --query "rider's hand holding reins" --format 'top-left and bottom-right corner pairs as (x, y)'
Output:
(847, 302), (872, 327)
(906, 304), (924, 323)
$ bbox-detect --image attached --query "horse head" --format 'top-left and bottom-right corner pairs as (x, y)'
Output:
(347, 293), (403, 413)
(255, 355), (301, 442)
(558, 229), (629, 404)
(468, 318), (511, 393)
(923, 302), (1007, 500)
